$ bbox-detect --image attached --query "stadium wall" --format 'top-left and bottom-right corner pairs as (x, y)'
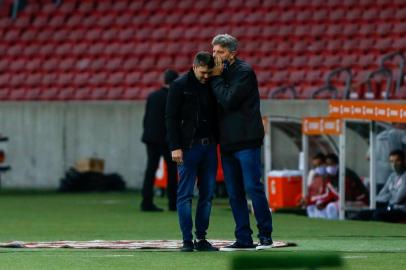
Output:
(0, 100), (367, 189)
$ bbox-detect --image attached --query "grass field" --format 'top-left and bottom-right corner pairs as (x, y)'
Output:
(0, 191), (405, 270)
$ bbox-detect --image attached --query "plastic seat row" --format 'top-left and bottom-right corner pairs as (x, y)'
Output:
(1, 0), (405, 100)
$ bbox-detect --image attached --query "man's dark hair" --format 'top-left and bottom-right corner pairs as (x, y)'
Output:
(326, 153), (339, 164)
(164, 69), (179, 85)
(312, 152), (326, 162)
(389, 149), (405, 160)
(193, 51), (215, 69)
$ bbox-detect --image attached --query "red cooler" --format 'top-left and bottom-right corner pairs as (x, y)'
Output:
(266, 170), (302, 211)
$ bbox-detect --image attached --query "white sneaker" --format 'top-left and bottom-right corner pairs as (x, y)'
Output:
(256, 239), (273, 250)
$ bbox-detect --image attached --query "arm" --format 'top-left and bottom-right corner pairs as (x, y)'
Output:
(376, 176), (392, 203)
(392, 176), (406, 205)
(165, 82), (183, 151)
(142, 95), (151, 130)
(210, 70), (253, 109)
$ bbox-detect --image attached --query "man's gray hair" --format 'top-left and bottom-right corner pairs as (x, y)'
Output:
(211, 34), (238, 52)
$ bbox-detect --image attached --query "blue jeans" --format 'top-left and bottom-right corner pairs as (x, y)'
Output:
(221, 147), (273, 245)
(177, 144), (217, 241)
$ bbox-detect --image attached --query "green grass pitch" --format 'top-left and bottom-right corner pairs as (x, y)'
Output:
(0, 191), (405, 270)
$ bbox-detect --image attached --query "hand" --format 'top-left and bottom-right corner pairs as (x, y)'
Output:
(212, 55), (223, 76)
(316, 202), (326, 210)
(171, 149), (183, 164)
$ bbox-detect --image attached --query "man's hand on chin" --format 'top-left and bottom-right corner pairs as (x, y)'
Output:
(212, 56), (223, 76)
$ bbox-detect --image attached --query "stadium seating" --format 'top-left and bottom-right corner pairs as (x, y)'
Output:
(0, 0), (405, 100)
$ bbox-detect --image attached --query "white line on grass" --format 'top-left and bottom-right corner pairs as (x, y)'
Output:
(343, 256), (368, 259)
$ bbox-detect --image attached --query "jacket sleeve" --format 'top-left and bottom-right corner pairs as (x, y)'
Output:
(376, 175), (392, 203)
(142, 95), (151, 130)
(165, 81), (183, 151)
(392, 175), (406, 205)
(210, 70), (253, 109)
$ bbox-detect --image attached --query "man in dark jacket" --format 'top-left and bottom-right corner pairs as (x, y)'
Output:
(141, 69), (179, 212)
(166, 52), (218, 252)
(210, 34), (273, 251)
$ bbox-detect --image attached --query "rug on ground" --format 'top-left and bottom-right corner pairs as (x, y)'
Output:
(0, 240), (295, 250)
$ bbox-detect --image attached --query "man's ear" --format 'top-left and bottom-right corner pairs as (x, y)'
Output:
(229, 52), (236, 61)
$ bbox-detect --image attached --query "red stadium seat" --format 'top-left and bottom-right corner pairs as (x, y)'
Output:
(78, 1), (94, 13)
(112, 1), (128, 13)
(125, 72), (142, 86)
(66, 14), (83, 27)
(89, 72), (108, 86)
(107, 72), (125, 86)
(89, 58), (106, 71)
(1, 0), (405, 100)
(48, 15), (66, 28)
(58, 58), (76, 71)
(20, 29), (37, 41)
(122, 58), (139, 72)
(8, 58), (27, 72)
(105, 58), (122, 71)
(25, 59), (42, 72)
(42, 73), (57, 86)
(139, 57), (156, 71)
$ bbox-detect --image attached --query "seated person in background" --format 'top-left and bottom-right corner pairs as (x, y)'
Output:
(366, 123), (406, 193)
(307, 152), (327, 187)
(349, 150), (406, 223)
(325, 153), (369, 206)
(305, 174), (339, 220)
(305, 153), (369, 220)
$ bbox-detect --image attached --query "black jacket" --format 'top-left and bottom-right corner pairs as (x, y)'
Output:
(141, 87), (169, 145)
(210, 59), (264, 152)
(166, 70), (218, 151)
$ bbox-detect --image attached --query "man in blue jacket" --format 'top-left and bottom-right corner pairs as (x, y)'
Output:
(210, 34), (273, 251)
(166, 52), (218, 252)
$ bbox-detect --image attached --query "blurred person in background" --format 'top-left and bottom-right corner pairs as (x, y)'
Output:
(368, 123), (406, 193)
(140, 69), (179, 212)
(349, 150), (406, 223)
(210, 34), (273, 251)
(307, 152), (327, 187)
(166, 52), (219, 252)
(305, 153), (369, 219)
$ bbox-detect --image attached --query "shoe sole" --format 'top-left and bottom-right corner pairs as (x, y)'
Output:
(219, 247), (257, 251)
(256, 245), (274, 250)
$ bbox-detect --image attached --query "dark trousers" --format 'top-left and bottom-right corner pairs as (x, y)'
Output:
(350, 204), (406, 223)
(221, 147), (273, 245)
(177, 144), (217, 241)
(141, 143), (177, 209)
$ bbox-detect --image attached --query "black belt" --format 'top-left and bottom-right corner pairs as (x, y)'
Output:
(192, 137), (214, 146)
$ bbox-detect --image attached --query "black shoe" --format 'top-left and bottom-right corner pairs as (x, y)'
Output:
(219, 241), (256, 251)
(181, 240), (194, 252)
(256, 238), (273, 250)
(194, 239), (219, 251)
(140, 204), (163, 212)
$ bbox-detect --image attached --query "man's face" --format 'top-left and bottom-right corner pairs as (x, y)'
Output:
(212, 45), (234, 62)
(312, 158), (323, 168)
(193, 65), (212, 84)
(389, 154), (404, 173)
(325, 159), (336, 167)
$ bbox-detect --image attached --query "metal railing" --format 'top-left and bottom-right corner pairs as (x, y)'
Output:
(312, 67), (352, 99)
(366, 67), (393, 100)
(379, 51), (405, 97)
(269, 85), (297, 99)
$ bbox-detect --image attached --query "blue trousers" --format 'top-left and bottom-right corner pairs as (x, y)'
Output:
(221, 147), (273, 245)
(177, 144), (217, 241)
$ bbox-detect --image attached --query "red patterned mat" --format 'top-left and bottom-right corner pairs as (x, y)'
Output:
(0, 240), (295, 250)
